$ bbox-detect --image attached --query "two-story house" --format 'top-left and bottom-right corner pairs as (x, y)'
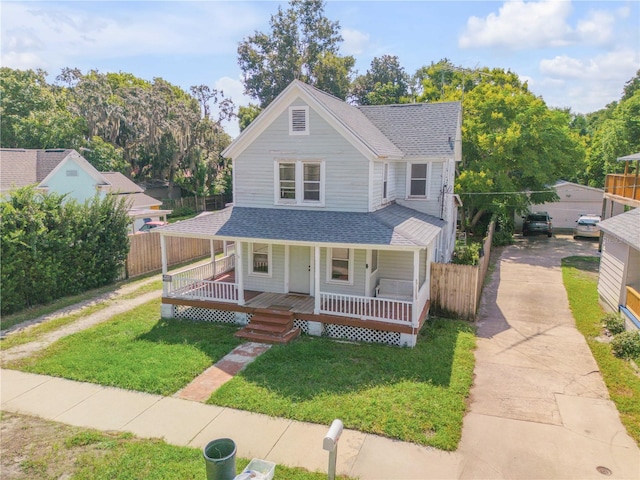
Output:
(158, 80), (462, 347)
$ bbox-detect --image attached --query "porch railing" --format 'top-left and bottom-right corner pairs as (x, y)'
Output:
(605, 173), (640, 201)
(168, 277), (239, 303)
(164, 254), (237, 303)
(319, 292), (413, 325)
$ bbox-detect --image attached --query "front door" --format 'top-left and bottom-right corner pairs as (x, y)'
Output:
(289, 246), (311, 294)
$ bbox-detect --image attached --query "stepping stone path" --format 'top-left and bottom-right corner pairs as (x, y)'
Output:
(174, 342), (271, 402)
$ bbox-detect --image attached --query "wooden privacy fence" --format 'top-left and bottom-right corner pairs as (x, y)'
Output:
(123, 233), (222, 279)
(430, 222), (495, 319)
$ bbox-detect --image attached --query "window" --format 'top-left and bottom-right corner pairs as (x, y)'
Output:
(303, 163), (321, 201)
(279, 163), (296, 201)
(289, 106), (309, 135)
(382, 163), (389, 200)
(275, 160), (324, 205)
(409, 163), (430, 198)
(250, 243), (271, 276)
(327, 248), (352, 284)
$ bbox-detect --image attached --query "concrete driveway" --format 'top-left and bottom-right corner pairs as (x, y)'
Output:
(458, 234), (640, 479)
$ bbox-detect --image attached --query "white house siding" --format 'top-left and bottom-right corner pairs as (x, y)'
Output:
(598, 235), (629, 312)
(419, 249), (427, 287)
(396, 161), (444, 218)
(234, 98), (370, 212)
(378, 250), (414, 282)
(242, 242), (287, 294)
(371, 161), (383, 211)
(320, 248), (367, 296)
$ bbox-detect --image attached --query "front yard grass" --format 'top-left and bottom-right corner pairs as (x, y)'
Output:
(208, 318), (476, 451)
(9, 299), (243, 395)
(562, 256), (640, 445)
(7, 299), (475, 450)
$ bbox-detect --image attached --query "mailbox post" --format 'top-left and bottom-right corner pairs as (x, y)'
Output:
(323, 419), (343, 480)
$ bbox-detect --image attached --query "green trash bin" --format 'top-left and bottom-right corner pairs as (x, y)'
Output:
(203, 438), (237, 480)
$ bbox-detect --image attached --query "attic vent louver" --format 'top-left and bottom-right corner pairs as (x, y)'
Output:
(289, 106), (309, 135)
(66, 169), (78, 177)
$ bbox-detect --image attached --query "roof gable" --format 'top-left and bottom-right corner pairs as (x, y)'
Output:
(39, 150), (108, 187)
(599, 208), (640, 249)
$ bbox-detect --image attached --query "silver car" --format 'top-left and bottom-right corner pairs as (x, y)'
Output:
(573, 215), (601, 239)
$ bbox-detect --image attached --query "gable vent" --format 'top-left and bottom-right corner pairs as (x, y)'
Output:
(289, 106), (309, 135)
(66, 169), (78, 177)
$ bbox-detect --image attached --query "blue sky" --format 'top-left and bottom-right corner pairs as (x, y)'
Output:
(2, 0), (639, 137)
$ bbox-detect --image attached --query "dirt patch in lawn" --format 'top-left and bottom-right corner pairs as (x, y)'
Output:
(0, 411), (118, 479)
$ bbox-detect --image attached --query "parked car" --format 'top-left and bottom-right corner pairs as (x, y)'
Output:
(137, 220), (168, 233)
(522, 212), (553, 237)
(573, 214), (601, 239)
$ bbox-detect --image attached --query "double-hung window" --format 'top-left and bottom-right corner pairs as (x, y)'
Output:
(408, 163), (431, 198)
(250, 242), (271, 276)
(275, 160), (324, 205)
(327, 247), (353, 284)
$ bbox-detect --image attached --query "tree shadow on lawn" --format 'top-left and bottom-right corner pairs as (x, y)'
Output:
(224, 317), (475, 401)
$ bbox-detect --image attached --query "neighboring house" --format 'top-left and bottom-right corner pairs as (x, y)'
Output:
(0, 148), (171, 231)
(597, 208), (640, 330)
(515, 181), (609, 231)
(157, 80), (462, 347)
(1, 148), (109, 203)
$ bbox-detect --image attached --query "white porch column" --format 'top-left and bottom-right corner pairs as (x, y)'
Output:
(210, 239), (215, 263)
(314, 246), (321, 314)
(160, 234), (173, 318)
(223, 240), (228, 256)
(236, 241), (245, 305)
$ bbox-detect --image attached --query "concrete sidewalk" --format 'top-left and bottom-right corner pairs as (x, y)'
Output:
(0, 368), (461, 479)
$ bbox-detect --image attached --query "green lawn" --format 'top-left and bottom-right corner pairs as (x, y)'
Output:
(9, 299), (243, 395)
(209, 318), (476, 450)
(562, 256), (640, 445)
(1, 280), (163, 351)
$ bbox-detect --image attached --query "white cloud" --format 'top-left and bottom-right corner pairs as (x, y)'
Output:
(341, 28), (371, 56)
(459, 0), (621, 50)
(538, 49), (640, 112)
(459, 0), (572, 49)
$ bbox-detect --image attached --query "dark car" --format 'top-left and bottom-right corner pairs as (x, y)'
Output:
(522, 212), (553, 237)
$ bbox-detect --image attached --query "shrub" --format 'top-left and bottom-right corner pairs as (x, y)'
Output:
(1, 186), (130, 315)
(611, 331), (640, 360)
(603, 313), (626, 335)
(452, 241), (482, 266)
(492, 212), (514, 246)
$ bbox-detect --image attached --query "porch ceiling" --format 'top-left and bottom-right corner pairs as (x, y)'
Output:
(158, 203), (445, 247)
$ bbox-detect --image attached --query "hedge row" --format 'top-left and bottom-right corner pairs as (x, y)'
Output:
(1, 186), (130, 315)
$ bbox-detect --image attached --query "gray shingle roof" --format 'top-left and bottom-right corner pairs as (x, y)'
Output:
(101, 172), (144, 194)
(599, 208), (640, 249)
(296, 81), (460, 159)
(159, 203), (444, 248)
(358, 102), (461, 158)
(0, 148), (73, 193)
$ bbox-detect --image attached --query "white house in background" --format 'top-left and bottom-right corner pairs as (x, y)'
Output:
(0, 148), (171, 230)
(597, 208), (640, 330)
(157, 80), (462, 347)
(515, 180), (610, 231)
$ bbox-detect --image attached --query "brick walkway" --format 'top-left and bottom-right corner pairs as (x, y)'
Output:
(174, 342), (271, 402)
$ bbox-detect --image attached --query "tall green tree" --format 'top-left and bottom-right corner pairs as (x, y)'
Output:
(237, 0), (354, 107)
(351, 55), (411, 105)
(414, 64), (584, 229)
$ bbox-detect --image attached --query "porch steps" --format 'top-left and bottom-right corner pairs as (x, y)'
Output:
(235, 308), (300, 344)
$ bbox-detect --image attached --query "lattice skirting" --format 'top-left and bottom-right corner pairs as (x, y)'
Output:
(173, 305), (250, 325)
(321, 322), (402, 346)
(293, 319), (311, 335)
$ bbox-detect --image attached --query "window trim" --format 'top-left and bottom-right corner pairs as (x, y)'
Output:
(274, 160), (325, 206)
(370, 249), (379, 274)
(382, 162), (389, 201)
(289, 106), (309, 135)
(249, 242), (272, 277)
(406, 162), (432, 199)
(326, 247), (354, 285)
